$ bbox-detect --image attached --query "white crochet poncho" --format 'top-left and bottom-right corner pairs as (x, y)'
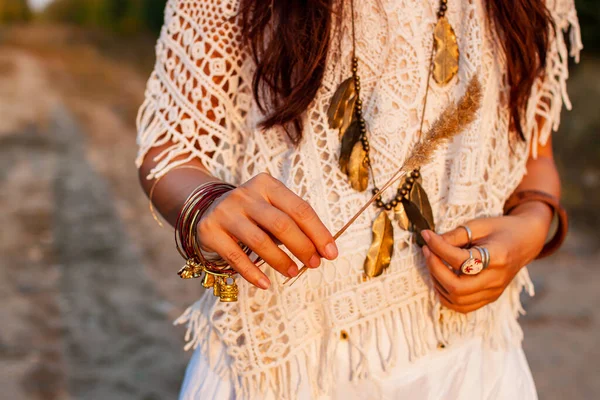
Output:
(136, 0), (581, 398)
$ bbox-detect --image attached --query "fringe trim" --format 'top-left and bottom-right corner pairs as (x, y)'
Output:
(527, 7), (582, 159)
(174, 269), (534, 400)
(135, 92), (207, 181)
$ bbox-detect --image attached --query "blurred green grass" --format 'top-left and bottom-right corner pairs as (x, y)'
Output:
(1, 0), (166, 35)
(2, 0), (599, 46)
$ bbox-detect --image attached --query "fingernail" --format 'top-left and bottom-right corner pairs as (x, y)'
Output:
(325, 242), (339, 259)
(422, 246), (430, 258)
(258, 277), (270, 290)
(309, 254), (321, 268)
(421, 230), (431, 242)
(287, 265), (299, 278)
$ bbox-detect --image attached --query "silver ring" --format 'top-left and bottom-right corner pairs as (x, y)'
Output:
(472, 246), (490, 270)
(460, 249), (484, 275)
(482, 246), (490, 269)
(459, 225), (473, 248)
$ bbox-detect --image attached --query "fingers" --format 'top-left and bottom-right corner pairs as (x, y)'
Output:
(423, 246), (496, 296)
(434, 286), (491, 314)
(441, 226), (471, 248)
(226, 217), (299, 278)
(204, 231), (271, 290)
(247, 201), (321, 270)
(432, 276), (501, 308)
(421, 230), (470, 270)
(440, 218), (502, 248)
(260, 175), (338, 260)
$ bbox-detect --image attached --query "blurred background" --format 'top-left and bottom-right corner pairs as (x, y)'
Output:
(0, 1), (598, 399)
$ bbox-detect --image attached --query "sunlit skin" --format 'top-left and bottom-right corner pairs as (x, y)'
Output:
(140, 128), (558, 312)
(422, 133), (559, 313)
(139, 145), (338, 291)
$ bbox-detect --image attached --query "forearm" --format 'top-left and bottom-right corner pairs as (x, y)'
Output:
(138, 144), (222, 228)
(508, 136), (560, 232)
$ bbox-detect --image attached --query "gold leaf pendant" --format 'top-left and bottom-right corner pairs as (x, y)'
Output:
(409, 182), (435, 231)
(394, 201), (411, 231)
(339, 119), (362, 175)
(327, 77), (358, 137)
(348, 141), (369, 192)
(401, 182), (435, 246)
(364, 211), (394, 278)
(433, 16), (459, 86)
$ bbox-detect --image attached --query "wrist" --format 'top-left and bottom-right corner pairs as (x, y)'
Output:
(504, 190), (568, 259)
(509, 200), (553, 221)
(509, 200), (553, 234)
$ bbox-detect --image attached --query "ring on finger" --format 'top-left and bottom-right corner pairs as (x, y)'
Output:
(459, 225), (473, 248)
(472, 246), (490, 270)
(460, 249), (484, 275)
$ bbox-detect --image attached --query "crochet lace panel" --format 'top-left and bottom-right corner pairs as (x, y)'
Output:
(136, 0), (581, 398)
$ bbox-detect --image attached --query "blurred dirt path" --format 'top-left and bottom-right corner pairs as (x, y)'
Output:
(51, 107), (188, 399)
(0, 26), (598, 400)
(522, 231), (600, 400)
(0, 38), (198, 399)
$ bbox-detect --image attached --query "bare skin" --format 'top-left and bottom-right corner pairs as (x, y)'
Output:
(140, 131), (557, 308)
(421, 135), (559, 313)
(139, 144), (338, 291)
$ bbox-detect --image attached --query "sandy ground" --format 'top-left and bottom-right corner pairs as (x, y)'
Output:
(0, 25), (598, 399)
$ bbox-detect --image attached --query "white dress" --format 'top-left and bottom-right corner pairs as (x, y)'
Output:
(179, 318), (538, 400)
(136, 0), (581, 398)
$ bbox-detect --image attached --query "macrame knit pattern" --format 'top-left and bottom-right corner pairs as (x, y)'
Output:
(136, 0), (582, 398)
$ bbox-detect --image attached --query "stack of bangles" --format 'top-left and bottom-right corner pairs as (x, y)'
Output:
(175, 182), (261, 302)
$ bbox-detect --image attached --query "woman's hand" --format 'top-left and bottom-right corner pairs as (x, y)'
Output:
(420, 202), (553, 313)
(197, 173), (338, 290)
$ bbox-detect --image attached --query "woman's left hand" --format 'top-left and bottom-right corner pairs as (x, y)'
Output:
(420, 202), (553, 314)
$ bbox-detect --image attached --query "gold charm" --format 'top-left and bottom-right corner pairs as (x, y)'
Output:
(394, 202), (411, 231)
(339, 119), (362, 175)
(364, 211), (394, 278)
(409, 182), (435, 231)
(401, 183), (435, 247)
(202, 272), (216, 288)
(401, 197), (430, 247)
(348, 141), (369, 192)
(327, 77), (358, 138)
(433, 16), (459, 86)
(178, 260), (204, 279)
(218, 277), (239, 302)
(213, 276), (222, 297)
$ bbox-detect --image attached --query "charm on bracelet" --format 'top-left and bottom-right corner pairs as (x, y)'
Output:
(218, 276), (239, 302)
(178, 259), (205, 279)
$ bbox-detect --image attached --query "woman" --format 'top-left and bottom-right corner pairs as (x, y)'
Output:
(136, 0), (581, 398)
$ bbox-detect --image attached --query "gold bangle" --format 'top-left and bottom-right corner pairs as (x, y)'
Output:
(147, 165), (209, 228)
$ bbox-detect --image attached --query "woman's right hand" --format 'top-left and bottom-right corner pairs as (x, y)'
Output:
(197, 173), (339, 290)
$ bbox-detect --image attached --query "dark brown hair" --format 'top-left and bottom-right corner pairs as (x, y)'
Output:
(240, 0), (553, 142)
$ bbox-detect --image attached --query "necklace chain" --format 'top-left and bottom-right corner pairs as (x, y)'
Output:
(348, 0), (448, 211)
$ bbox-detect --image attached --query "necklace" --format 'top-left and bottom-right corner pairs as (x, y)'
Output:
(328, 0), (461, 278)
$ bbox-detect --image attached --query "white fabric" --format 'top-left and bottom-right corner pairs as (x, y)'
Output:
(136, 0), (581, 399)
(180, 337), (537, 400)
(179, 296), (538, 399)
